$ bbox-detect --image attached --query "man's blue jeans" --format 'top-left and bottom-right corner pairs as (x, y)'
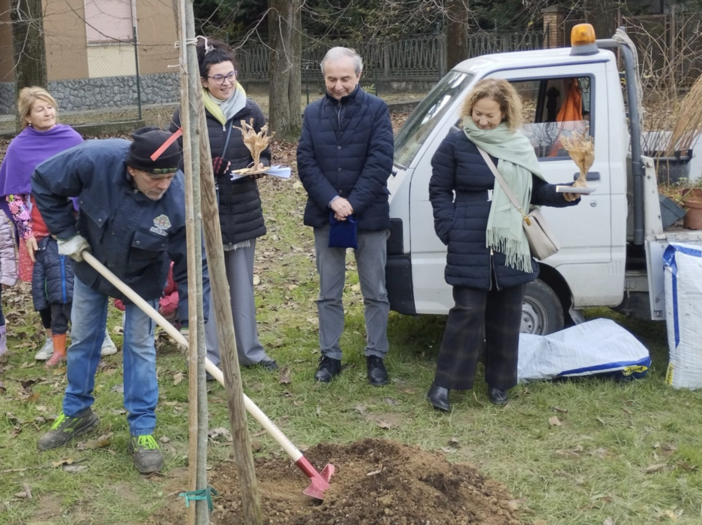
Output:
(64, 276), (159, 436)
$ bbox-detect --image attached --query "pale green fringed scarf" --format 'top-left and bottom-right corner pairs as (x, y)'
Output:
(462, 118), (546, 272)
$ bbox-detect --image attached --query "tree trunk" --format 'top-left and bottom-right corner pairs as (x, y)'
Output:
(11, 0), (47, 90)
(267, 0), (301, 138)
(11, 0), (47, 131)
(446, 0), (469, 70)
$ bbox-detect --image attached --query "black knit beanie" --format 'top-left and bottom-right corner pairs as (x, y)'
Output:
(127, 126), (182, 174)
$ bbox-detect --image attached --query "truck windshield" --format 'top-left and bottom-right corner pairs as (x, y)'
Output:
(394, 71), (474, 169)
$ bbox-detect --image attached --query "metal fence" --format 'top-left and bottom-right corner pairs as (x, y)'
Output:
(235, 31), (544, 84)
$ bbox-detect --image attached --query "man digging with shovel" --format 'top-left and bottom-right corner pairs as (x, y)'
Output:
(32, 127), (202, 473)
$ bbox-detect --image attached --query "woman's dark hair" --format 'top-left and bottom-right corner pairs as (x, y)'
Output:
(196, 38), (237, 78)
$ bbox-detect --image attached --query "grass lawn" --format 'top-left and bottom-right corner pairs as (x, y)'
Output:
(1, 145), (702, 525)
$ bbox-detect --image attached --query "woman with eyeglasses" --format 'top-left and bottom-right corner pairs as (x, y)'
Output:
(171, 38), (277, 371)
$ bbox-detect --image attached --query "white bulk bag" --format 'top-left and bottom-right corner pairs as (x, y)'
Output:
(664, 242), (702, 389)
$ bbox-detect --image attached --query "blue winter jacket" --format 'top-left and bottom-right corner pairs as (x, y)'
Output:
(31, 236), (74, 311)
(31, 139), (206, 324)
(297, 87), (394, 231)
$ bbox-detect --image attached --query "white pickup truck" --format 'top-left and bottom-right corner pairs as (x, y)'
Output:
(385, 25), (702, 335)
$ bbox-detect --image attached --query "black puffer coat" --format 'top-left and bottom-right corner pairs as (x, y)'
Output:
(297, 88), (394, 231)
(429, 130), (578, 290)
(172, 99), (270, 246)
(31, 236), (74, 311)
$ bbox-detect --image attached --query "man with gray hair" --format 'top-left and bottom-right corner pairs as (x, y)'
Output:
(297, 47), (394, 386)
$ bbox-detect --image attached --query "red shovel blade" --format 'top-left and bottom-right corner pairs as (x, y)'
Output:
(296, 456), (335, 500)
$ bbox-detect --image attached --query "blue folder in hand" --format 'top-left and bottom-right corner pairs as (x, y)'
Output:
(328, 212), (358, 249)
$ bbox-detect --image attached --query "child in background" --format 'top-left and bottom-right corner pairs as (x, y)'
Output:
(31, 235), (73, 367)
(0, 207), (18, 358)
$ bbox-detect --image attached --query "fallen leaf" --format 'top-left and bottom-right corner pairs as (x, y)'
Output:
(20, 361), (36, 369)
(22, 483), (32, 499)
(383, 397), (400, 406)
(77, 432), (113, 450)
(52, 458), (74, 468)
(110, 409), (127, 415)
(507, 498), (526, 511)
(34, 416), (46, 425)
(552, 406), (568, 413)
(366, 468), (382, 476)
(9, 426), (21, 438)
(173, 372), (184, 386)
(448, 437), (461, 448)
(596, 416), (607, 425)
(63, 465), (88, 473)
(26, 392), (40, 403)
(676, 460), (697, 472)
(590, 448), (608, 459)
(350, 283), (361, 292)
(440, 446), (457, 453)
(292, 181), (303, 190)
(253, 275), (261, 286)
(555, 445), (583, 457)
(603, 518), (614, 525)
(278, 366), (291, 384)
(113, 325), (124, 334)
(644, 463), (667, 474)
(159, 436), (171, 444)
(35, 405), (48, 413)
(6, 412), (20, 424)
(375, 419), (393, 430)
(354, 405), (367, 415)
(548, 416), (562, 427)
(316, 406), (322, 417)
(110, 384), (124, 393)
(207, 427), (232, 442)
(20, 379), (38, 390)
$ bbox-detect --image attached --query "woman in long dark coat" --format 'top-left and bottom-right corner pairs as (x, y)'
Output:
(427, 78), (580, 411)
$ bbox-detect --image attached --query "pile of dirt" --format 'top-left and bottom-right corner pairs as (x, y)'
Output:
(153, 439), (520, 525)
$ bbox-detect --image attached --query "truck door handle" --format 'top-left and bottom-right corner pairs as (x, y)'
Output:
(573, 171), (600, 181)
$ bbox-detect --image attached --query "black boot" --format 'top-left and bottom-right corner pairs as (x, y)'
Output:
(426, 382), (450, 412)
(488, 387), (508, 406)
(366, 356), (389, 386)
(314, 355), (341, 383)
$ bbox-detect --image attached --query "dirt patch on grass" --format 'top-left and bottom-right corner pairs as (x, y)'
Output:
(151, 439), (519, 525)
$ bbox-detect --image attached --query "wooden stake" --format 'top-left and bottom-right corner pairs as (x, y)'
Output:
(180, 1), (263, 523)
(194, 51), (264, 525)
(175, 1), (209, 523)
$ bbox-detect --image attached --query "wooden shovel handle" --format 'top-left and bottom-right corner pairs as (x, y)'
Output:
(81, 251), (303, 462)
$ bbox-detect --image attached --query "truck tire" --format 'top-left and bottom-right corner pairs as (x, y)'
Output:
(521, 279), (564, 335)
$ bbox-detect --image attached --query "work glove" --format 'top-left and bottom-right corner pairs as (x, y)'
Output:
(57, 234), (91, 262)
(212, 157), (231, 178)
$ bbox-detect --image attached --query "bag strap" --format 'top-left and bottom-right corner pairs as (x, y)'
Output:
(476, 147), (529, 221)
(221, 121), (234, 158)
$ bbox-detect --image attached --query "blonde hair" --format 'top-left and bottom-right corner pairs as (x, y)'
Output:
(460, 78), (523, 130)
(17, 87), (58, 130)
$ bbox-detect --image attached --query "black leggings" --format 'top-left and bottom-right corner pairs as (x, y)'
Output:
(39, 307), (52, 330)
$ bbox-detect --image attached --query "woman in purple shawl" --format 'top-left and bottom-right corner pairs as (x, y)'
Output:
(0, 87), (116, 365)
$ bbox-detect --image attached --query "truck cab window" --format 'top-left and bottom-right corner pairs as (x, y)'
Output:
(510, 76), (593, 159)
(394, 71), (474, 169)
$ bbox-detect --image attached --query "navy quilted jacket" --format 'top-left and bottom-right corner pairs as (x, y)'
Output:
(31, 236), (74, 311)
(429, 130), (578, 290)
(171, 99), (269, 246)
(297, 87), (394, 231)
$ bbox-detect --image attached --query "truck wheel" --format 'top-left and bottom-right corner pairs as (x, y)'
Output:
(521, 279), (564, 335)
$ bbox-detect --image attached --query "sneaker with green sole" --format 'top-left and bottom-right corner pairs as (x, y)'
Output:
(128, 435), (164, 474)
(38, 408), (99, 451)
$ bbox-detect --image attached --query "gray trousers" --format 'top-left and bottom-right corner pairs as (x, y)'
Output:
(313, 226), (390, 360)
(205, 240), (268, 366)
